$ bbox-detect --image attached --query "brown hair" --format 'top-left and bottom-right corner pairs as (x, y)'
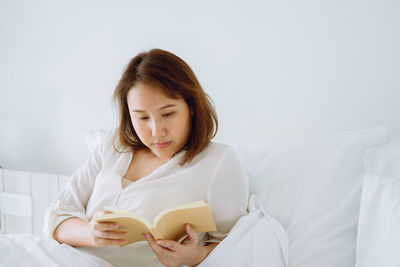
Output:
(112, 48), (218, 166)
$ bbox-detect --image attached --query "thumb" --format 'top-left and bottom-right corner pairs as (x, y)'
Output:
(186, 224), (198, 239)
(181, 224), (198, 245)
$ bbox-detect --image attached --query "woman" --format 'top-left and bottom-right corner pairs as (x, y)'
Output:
(43, 48), (249, 267)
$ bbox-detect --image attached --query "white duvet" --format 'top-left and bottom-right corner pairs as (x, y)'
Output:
(0, 195), (288, 267)
(0, 234), (113, 267)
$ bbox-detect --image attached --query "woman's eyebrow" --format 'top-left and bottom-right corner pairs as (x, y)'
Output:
(132, 104), (176, 113)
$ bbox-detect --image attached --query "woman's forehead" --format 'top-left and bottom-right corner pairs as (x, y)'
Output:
(127, 84), (184, 110)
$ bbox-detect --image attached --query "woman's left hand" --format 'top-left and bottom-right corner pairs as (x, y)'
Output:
(143, 223), (206, 267)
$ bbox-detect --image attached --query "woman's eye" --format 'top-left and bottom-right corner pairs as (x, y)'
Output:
(138, 112), (173, 120)
(163, 112), (174, 117)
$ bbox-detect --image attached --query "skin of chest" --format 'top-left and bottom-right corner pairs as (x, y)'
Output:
(123, 149), (171, 182)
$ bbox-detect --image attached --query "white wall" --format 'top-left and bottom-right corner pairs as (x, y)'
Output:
(1, 0), (399, 175)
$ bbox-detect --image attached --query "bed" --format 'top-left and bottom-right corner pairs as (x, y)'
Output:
(1, 126), (399, 267)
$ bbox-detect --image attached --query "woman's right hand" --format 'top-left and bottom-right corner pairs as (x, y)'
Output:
(88, 210), (128, 247)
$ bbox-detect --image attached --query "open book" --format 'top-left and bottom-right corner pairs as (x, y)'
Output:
(96, 200), (217, 246)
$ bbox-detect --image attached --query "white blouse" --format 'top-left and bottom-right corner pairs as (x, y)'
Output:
(43, 129), (249, 267)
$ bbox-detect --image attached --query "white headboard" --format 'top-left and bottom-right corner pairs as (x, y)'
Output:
(0, 167), (70, 235)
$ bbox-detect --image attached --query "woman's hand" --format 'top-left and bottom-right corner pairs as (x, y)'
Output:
(88, 210), (128, 247)
(143, 223), (209, 267)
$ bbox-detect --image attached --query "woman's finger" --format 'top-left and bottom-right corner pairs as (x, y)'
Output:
(94, 221), (119, 231)
(156, 239), (179, 252)
(95, 229), (128, 240)
(185, 224), (198, 241)
(94, 237), (127, 247)
(144, 233), (165, 254)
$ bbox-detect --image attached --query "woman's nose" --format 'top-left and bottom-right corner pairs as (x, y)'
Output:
(151, 120), (166, 137)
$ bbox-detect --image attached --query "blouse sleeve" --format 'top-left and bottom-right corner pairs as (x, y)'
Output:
(205, 146), (249, 243)
(42, 130), (113, 238)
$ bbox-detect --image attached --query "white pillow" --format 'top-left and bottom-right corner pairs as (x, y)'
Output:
(362, 140), (400, 177)
(198, 195), (289, 267)
(231, 127), (387, 267)
(356, 140), (400, 267)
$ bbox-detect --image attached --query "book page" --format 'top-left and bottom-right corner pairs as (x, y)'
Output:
(153, 201), (206, 223)
(153, 204), (217, 241)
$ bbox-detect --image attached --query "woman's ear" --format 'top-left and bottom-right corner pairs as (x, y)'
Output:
(189, 106), (194, 116)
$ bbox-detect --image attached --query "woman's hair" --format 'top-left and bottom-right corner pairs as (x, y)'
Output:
(112, 48), (218, 166)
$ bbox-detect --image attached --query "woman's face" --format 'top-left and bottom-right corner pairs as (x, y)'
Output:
(127, 83), (192, 160)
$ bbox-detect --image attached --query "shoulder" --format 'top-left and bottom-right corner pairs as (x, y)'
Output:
(190, 141), (238, 166)
(204, 141), (231, 154)
(206, 142), (249, 197)
(100, 128), (118, 148)
(91, 128), (121, 155)
(194, 141), (229, 157)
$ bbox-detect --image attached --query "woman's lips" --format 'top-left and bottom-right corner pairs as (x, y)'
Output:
(154, 141), (171, 148)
